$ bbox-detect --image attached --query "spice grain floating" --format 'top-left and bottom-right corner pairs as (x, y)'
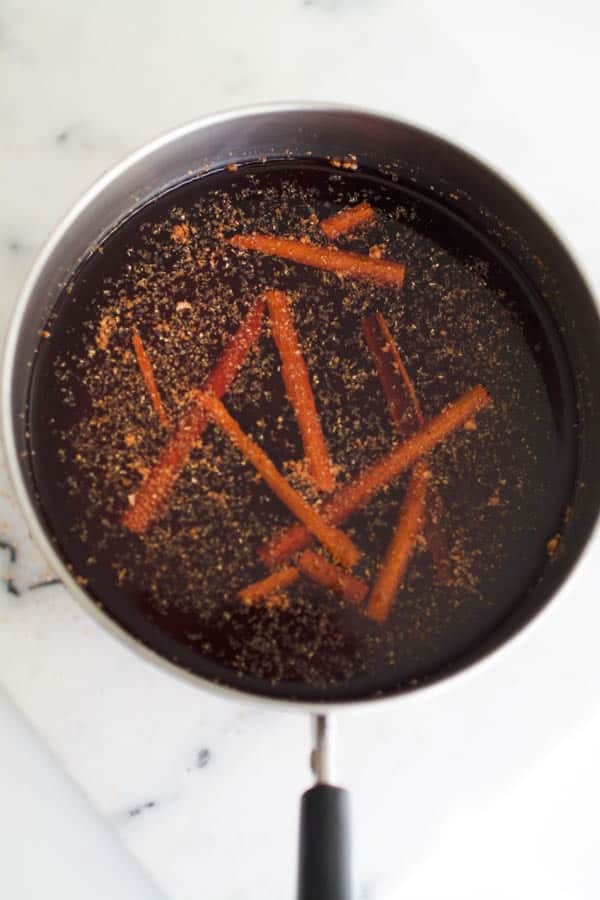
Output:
(27, 158), (574, 697)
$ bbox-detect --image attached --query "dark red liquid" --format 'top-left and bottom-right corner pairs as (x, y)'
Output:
(27, 160), (577, 700)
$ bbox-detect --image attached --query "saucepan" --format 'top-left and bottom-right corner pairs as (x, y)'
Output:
(3, 104), (600, 899)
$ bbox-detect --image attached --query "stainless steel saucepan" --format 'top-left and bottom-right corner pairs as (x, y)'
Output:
(4, 104), (600, 900)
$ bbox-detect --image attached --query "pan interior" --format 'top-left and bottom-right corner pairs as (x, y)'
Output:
(24, 157), (581, 701)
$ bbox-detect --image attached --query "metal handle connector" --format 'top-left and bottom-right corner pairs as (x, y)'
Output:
(310, 714), (335, 785)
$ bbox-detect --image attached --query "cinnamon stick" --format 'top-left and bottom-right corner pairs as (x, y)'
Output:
(238, 566), (299, 605)
(259, 385), (491, 567)
(362, 313), (452, 583)
(197, 392), (361, 569)
(122, 299), (265, 534)
(361, 314), (420, 431)
(229, 234), (405, 287)
(320, 201), (376, 241)
(366, 464), (429, 623)
(424, 489), (453, 584)
(297, 550), (368, 605)
(131, 329), (171, 429)
(266, 290), (335, 492)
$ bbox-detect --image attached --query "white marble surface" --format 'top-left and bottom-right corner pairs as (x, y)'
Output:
(1, 1), (600, 897)
(0, 684), (165, 898)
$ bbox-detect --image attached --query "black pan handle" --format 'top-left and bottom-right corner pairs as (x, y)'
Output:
(297, 716), (353, 900)
(298, 783), (352, 900)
